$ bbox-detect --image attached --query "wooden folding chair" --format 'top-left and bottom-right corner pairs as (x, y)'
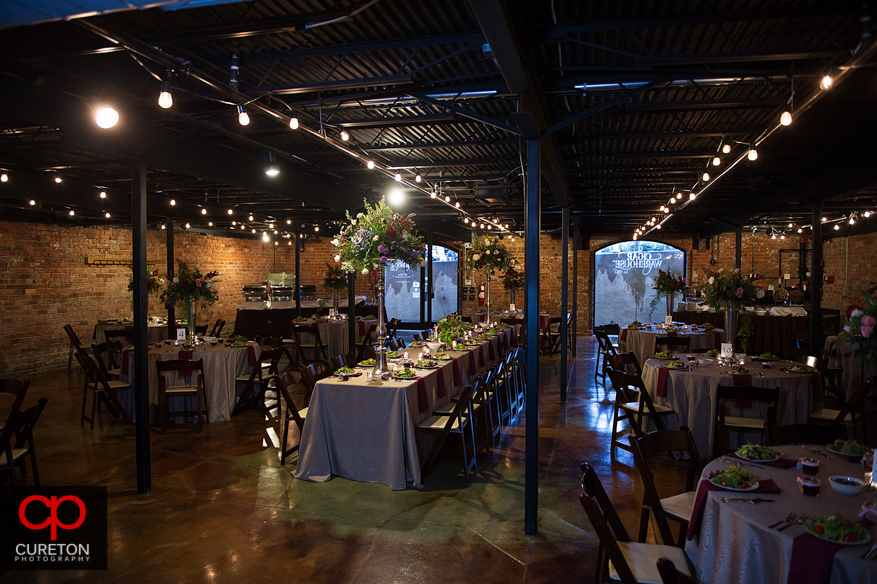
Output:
(1, 398), (48, 492)
(91, 342), (121, 378)
(713, 385), (779, 458)
(540, 317), (562, 354)
(808, 379), (871, 443)
(75, 352), (132, 428)
(63, 324), (82, 373)
(580, 461), (695, 584)
(608, 369), (675, 455)
(608, 351), (643, 377)
(356, 322), (377, 363)
(155, 359), (208, 432)
(232, 347), (282, 416)
(291, 324), (329, 364)
(274, 372), (309, 465)
(418, 385), (477, 482)
(308, 360), (333, 383)
(0, 379), (30, 431)
(298, 365), (318, 407)
(209, 318), (225, 337)
(629, 427), (702, 547)
(594, 328), (618, 386)
(805, 356), (844, 406)
(657, 558), (705, 584)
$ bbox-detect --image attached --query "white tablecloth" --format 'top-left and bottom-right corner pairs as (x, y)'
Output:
(119, 342), (260, 423)
(93, 322), (171, 345)
(687, 445), (876, 584)
(619, 328), (722, 371)
(770, 306), (808, 317)
(642, 356), (815, 457)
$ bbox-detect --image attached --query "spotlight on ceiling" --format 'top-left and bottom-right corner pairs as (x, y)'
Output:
(93, 103), (119, 128)
(388, 189), (404, 206)
(265, 152), (280, 176)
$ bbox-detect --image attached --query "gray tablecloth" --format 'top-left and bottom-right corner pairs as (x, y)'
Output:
(642, 356), (814, 457)
(294, 329), (512, 489)
(119, 342), (259, 423)
(619, 328), (721, 370)
(687, 444), (876, 584)
(93, 322), (170, 345)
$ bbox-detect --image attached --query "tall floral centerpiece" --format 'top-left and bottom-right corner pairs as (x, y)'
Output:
(323, 263), (348, 313)
(127, 265), (164, 316)
(468, 236), (512, 312)
(648, 269), (686, 321)
(334, 199), (425, 373)
(501, 264), (525, 308)
(700, 267), (758, 350)
(836, 288), (877, 378)
(159, 260), (220, 342)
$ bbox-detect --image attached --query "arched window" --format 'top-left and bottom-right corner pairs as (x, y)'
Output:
(594, 241), (685, 326)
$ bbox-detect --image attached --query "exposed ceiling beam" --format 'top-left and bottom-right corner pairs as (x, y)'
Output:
(337, 114), (455, 128)
(634, 50), (848, 67)
(247, 75), (413, 97)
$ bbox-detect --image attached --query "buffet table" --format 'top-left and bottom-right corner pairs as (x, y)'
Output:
(673, 310), (809, 358)
(118, 342), (260, 423)
(293, 328), (513, 489)
(686, 444), (876, 584)
(233, 298), (378, 339)
(641, 355), (816, 456)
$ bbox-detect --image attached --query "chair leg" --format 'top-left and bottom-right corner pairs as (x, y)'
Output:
(89, 389), (98, 430)
(281, 417), (291, 464)
(638, 508), (651, 543)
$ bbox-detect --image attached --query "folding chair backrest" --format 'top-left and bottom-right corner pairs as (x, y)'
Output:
(330, 355), (344, 371)
(607, 352), (642, 377)
(299, 365), (317, 406)
(608, 368), (667, 432)
(156, 359), (206, 389)
(716, 385), (779, 418)
(63, 324), (82, 348)
(0, 379), (30, 426)
(579, 462), (636, 584)
(274, 372), (305, 430)
(308, 360), (332, 382)
(4, 397), (48, 451)
(838, 379), (872, 422)
(104, 329), (134, 342)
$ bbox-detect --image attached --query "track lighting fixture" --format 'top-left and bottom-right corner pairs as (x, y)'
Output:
(265, 151), (279, 176)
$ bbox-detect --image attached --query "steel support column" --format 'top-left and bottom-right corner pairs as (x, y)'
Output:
(348, 271), (356, 354)
(295, 234), (302, 319)
(572, 232), (578, 357)
(810, 203), (823, 354)
(427, 231), (434, 325)
(524, 137), (541, 535)
(131, 161), (151, 494)
(735, 226), (742, 269)
(166, 218), (175, 339)
(560, 207), (569, 401)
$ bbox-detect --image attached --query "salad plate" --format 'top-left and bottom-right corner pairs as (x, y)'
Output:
(786, 364), (811, 373)
(434, 353), (452, 360)
(804, 516), (871, 545)
(735, 444), (781, 463)
(709, 464), (760, 491)
(357, 359), (376, 367)
(826, 439), (867, 461)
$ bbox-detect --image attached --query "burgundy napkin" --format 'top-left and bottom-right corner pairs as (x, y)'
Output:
(246, 345), (257, 366)
(124, 325), (133, 331)
(477, 313), (486, 323)
(451, 358), (462, 386)
(714, 331), (722, 349)
(488, 340), (495, 361)
(358, 321), (366, 336)
(656, 367), (670, 398)
(667, 330), (678, 351)
(120, 349), (130, 375)
(436, 368), (446, 398)
(620, 328), (628, 342)
(810, 371), (824, 403)
(786, 534), (843, 584)
(416, 376), (428, 413)
(725, 451), (797, 468)
(479, 344), (486, 368)
(732, 374), (752, 408)
(468, 352), (476, 375)
(178, 350), (193, 376)
(687, 478), (781, 540)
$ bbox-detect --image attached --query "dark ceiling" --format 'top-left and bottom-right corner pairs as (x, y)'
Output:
(1, 0), (877, 242)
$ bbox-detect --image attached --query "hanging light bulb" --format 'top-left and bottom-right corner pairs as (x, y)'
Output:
(208, 222), (213, 227)
(430, 191), (436, 199)
(265, 152), (279, 176)
(0, 171), (7, 182)
(161, 224), (166, 230)
(287, 219), (292, 224)
(664, 207), (670, 214)
(158, 80), (173, 109)
(201, 208), (208, 215)
(781, 233), (786, 240)
(865, 211), (872, 218)
(106, 213), (114, 220)
(834, 224), (840, 231)
(820, 74), (833, 90)
(788, 222), (793, 228)
(268, 223), (273, 229)
(232, 221), (236, 225)
(445, 196), (450, 203)
(747, 148), (758, 161)
(367, 160), (375, 169)
(415, 174), (422, 183)
(29, 200), (35, 206)
(780, 110), (792, 126)
(849, 216), (856, 225)
(656, 224), (662, 229)
(797, 227), (803, 233)
(252, 228), (256, 233)
(99, 190), (107, 199)
(722, 144), (731, 154)
(455, 202), (460, 208)
(394, 173), (402, 182)
(821, 216), (827, 222)
(289, 116), (299, 130)
(228, 209), (234, 215)
(93, 103), (119, 128)
(712, 156), (721, 166)
(54, 176), (62, 184)
(314, 225), (320, 232)
(670, 196), (676, 204)
(236, 105), (250, 126)
(185, 223), (191, 229)
(248, 215), (254, 221)
(659, 206), (665, 212)
(69, 210), (75, 216)
(170, 199), (176, 206)
(702, 172), (710, 181)
(340, 130), (350, 141)
(689, 192), (696, 200)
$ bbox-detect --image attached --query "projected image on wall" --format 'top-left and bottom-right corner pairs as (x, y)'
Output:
(594, 241), (685, 326)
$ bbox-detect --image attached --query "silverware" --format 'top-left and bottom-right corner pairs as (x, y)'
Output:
(808, 447), (828, 458)
(769, 513), (796, 529)
(717, 457), (757, 468)
(719, 498), (775, 504)
(859, 542), (877, 560)
(777, 514), (809, 532)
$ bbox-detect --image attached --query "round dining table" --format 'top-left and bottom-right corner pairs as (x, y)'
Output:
(642, 354), (817, 457)
(619, 325), (722, 370)
(686, 444), (876, 584)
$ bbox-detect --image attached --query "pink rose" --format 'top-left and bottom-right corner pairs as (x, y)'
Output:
(862, 325), (873, 338)
(735, 287), (743, 298)
(195, 278), (203, 287)
(861, 315), (876, 326)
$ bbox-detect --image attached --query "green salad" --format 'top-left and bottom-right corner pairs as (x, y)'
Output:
(736, 444), (779, 461)
(827, 439), (867, 456)
(395, 367), (415, 378)
(654, 350), (673, 359)
(787, 363), (810, 373)
(386, 351), (400, 359)
(334, 367), (355, 375)
(805, 515), (869, 543)
(415, 360), (437, 368)
(702, 323), (716, 331)
(729, 366), (750, 375)
(759, 352), (779, 360)
(706, 349), (720, 356)
(358, 358), (376, 366)
(434, 353), (451, 360)
(629, 321), (641, 330)
(710, 463), (757, 489)
(667, 360), (686, 369)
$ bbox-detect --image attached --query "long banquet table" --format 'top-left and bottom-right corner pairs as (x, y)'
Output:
(294, 327), (514, 489)
(641, 354), (816, 456)
(119, 341), (260, 423)
(687, 444), (876, 584)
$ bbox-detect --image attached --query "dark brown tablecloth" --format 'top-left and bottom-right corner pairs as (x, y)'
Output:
(674, 311), (808, 358)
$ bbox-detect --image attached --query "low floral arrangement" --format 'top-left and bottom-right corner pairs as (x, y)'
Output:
(468, 236), (512, 274)
(836, 288), (877, 375)
(435, 313), (473, 343)
(333, 199), (425, 274)
(160, 260), (220, 309)
(128, 265), (165, 296)
(501, 265), (525, 291)
(323, 263), (348, 292)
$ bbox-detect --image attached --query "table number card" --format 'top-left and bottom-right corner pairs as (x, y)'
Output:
(509, 303), (515, 312)
(720, 342), (733, 358)
(176, 327), (187, 341)
(664, 315), (673, 326)
(329, 308), (336, 318)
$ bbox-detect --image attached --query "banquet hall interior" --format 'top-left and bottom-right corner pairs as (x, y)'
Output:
(2, 1), (877, 583)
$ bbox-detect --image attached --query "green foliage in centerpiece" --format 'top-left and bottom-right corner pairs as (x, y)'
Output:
(700, 267), (759, 351)
(160, 260), (220, 309)
(836, 287), (877, 374)
(468, 236), (513, 274)
(333, 199), (425, 274)
(128, 265), (165, 295)
(435, 313), (473, 343)
(648, 269), (687, 319)
(501, 264), (525, 292)
(323, 263), (348, 292)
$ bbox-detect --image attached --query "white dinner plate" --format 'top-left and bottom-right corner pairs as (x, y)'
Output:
(735, 453), (781, 463)
(805, 529), (871, 545)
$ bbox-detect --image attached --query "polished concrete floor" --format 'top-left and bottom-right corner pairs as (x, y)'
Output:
(3, 337), (841, 583)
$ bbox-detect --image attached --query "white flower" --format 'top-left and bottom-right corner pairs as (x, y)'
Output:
(708, 276), (715, 285)
(373, 235), (379, 241)
(844, 325), (852, 333)
(361, 268), (369, 275)
(472, 253), (481, 261)
(851, 309), (863, 318)
(173, 277), (180, 284)
(419, 260), (426, 267)
(334, 255), (341, 263)
(485, 250), (491, 255)
(331, 238), (339, 246)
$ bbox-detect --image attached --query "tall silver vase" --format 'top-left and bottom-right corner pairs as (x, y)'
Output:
(188, 295), (197, 343)
(486, 271), (492, 313)
(665, 292), (675, 321)
(724, 305), (737, 349)
(373, 265), (390, 374)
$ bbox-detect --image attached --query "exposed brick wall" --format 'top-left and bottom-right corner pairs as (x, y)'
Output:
(822, 231), (877, 320)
